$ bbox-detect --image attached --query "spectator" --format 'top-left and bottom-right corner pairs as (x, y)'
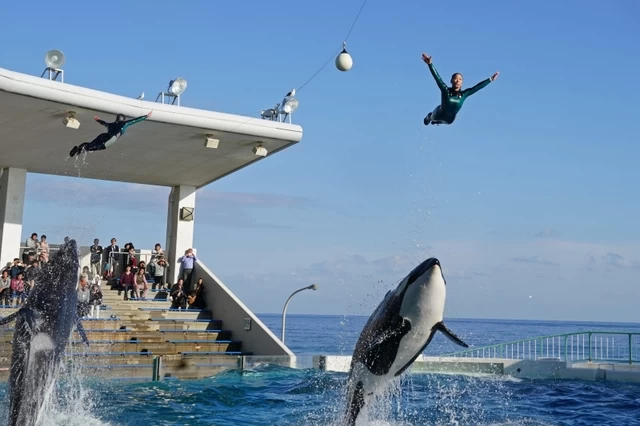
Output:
(11, 272), (25, 307)
(150, 244), (164, 274)
(24, 233), (38, 263)
(25, 260), (39, 294)
(10, 258), (24, 279)
(39, 235), (49, 264)
(90, 238), (103, 279)
(104, 238), (119, 279)
(170, 279), (187, 309)
(89, 283), (103, 318)
(127, 247), (138, 272)
(119, 265), (135, 300)
(82, 266), (92, 280)
(177, 248), (198, 294)
(123, 242), (135, 270)
(188, 278), (207, 310)
(152, 256), (167, 290)
(77, 277), (91, 317)
(0, 270), (11, 306)
(134, 267), (149, 300)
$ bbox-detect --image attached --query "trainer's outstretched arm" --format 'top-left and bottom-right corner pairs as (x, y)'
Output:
(422, 53), (447, 93)
(94, 116), (108, 127)
(124, 111), (153, 125)
(464, 72), (499, 97)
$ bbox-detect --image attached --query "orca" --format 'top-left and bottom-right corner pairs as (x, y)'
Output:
(343, 257), (469, 425)
(0, 239), (90, 426)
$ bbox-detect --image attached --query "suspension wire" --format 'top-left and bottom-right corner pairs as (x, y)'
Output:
(343, 0), (369, 42)
(296, 46), (343, 93)
(296, 0), (369, 93)
(227, 0), (369, 133)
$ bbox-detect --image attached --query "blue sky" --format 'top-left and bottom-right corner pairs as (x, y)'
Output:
(2, 0), (639, 321)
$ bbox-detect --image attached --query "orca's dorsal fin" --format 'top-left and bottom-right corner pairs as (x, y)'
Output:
(0, 310), (21, 326)
(76, 319), (90, 347)
(434, 321), (469, 348)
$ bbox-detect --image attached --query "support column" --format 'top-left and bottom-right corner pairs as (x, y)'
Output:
(165, 185), (196, 284)
(0, 168), (27, 271)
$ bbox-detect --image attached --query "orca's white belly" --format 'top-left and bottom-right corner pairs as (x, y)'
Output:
(388, 272), (446, 374)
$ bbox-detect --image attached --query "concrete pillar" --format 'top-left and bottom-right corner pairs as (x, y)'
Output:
(165, 185), (196, 284)
(0, 168), (27, 271)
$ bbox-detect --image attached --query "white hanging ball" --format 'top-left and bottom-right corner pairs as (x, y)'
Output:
(335, 49), (353, 72)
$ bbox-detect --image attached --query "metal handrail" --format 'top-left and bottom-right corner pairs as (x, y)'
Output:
(443, 331), (640, 364)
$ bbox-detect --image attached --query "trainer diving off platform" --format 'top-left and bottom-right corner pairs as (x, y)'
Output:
(69, 111), (153, 158)
(422, 52), (499, 126)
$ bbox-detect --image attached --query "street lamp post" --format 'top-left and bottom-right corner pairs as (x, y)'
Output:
(281, 283), (319, 344)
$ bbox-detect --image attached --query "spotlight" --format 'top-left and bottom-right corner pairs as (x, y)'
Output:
(156, 77), (187, 106)
(62, 112), (80, 129)
(260, 89), (300, 124)
(253, 143), (268, 157)
(282, 97), (299, 114)
(169, 78), (187, 96)
(205, 136), (219, 149)
(41, 49), (65, 83)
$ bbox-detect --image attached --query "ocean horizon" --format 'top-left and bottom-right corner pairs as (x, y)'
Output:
(256, 314), (640, 356)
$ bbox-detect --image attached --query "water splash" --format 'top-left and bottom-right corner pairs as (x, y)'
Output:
(35, 347), (109, 426)
(0, 351), (636, 425)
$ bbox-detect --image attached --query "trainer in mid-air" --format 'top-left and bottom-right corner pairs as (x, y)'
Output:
(69, 111), (153, 157)
(422, 53), (498, 126)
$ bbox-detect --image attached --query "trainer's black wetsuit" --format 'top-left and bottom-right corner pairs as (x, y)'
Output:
(424, 63), (492, 125)
(70, 115), (148, 157)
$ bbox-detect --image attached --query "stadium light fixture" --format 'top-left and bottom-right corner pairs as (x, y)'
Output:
(260, 89), (299, 124)
(41, 49), (65, 83)
(156, 77), (187, 106)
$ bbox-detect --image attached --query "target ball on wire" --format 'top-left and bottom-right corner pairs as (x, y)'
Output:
(336, 50), (353, 72)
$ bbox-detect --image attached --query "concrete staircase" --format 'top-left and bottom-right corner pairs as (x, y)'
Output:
(0, 282), (247, 381)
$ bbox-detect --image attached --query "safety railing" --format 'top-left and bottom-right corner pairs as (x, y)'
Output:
(443, 331), (640, 365)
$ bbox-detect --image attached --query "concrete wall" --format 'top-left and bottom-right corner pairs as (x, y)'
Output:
(195, 262), (293, 357)
(0, 168), (26, 270)
(165, 185), (196, 284)
(304, 354), (640, 383)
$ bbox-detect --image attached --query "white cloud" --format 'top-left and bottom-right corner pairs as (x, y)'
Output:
(602, 252), (640, 269)
(220, 237), (640, 323)
(511, 255), (559, 266)
(24, 174), (311, 229)
(534, 228), (559, 238)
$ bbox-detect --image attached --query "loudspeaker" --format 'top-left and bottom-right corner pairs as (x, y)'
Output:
(45, 49), (65, 69)
(180, 207), (194, 221)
